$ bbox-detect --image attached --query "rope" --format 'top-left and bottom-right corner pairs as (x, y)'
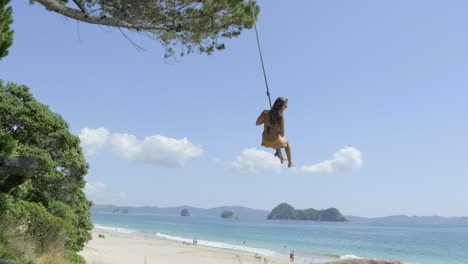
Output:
(250, 1), (281, 156)
(249, 0), (272, 108)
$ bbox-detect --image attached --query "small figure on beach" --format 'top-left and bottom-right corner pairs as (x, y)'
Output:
(256, 97), (295, 168)
(193, 238), (197, 246)
(290, 250), (295, 262)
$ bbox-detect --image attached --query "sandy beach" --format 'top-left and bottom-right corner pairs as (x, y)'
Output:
(79, 228), (404, 264)
(79, 228), (298, 264)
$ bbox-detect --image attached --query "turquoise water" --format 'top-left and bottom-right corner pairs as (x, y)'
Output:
(91, 213), (468, 264)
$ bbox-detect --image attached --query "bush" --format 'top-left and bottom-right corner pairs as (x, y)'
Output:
(0, 193), (83, 263)
(0, 217), (34, 264)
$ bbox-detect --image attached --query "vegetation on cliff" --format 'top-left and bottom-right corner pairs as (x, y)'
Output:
(267, 203), (346, 222)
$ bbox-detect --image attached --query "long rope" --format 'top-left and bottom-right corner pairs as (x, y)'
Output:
(250, 1), (281, 157)
(250, 0), (272, 108)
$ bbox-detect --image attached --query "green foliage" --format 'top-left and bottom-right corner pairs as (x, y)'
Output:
(0, 230), (34, 264)
(0, 193), (80, 264)
(64, 250), (85, 264)
(0, 194), (54, 263)
(0, 0), (13, 60)
(1, 193), (84, 264)
(267, 203), (296, 220)
(7, 200), (68, 252)
(267, 203), (347, 222)
(221, 210), (234, 218)
(0, 131), (17, 156)
(320, 207), (346, 222)
(47, 201), (82, 251)
(0, 81), (92, 260)
(180, 208), (190, 216)
(0, 216), (33, 264)
(38, 0), (259, 58)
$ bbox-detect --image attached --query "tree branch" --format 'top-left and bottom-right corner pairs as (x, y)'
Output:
(71, 0), (86, 13)
(0, 156), (39, 194)
(34, 0), (172, 31)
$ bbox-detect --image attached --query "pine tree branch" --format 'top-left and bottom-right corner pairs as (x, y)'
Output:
(34, 0), (172, 31)
(71, 0), (86, 13)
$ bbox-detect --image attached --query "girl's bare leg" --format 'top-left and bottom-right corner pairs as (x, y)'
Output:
(285, 143), (295, 168)
(275, 148), (287, 163)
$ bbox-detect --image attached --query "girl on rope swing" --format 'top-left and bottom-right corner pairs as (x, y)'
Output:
(256, 97), (295, 168)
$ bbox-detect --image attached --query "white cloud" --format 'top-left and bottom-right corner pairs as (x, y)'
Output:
(300, 147), (363, 173)
(108, 133), (142, 161)
(78, 127), (203, 168)
(78, 128), (110, 156)
(226, 148), (281, 174)
(84, 182), (106, 194)
(109, 134), (203, 167)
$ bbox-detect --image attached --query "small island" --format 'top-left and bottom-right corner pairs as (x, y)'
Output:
(221, 211), (234, 218)
(112, 208), (129, 214)
(267, 203), (346, 222)
(180, 208), (190, 216)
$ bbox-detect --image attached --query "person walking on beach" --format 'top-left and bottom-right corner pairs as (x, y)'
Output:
(290, 251), (295, 262)
(256, 97), (295, 168)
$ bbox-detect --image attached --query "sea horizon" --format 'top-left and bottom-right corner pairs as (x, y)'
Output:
(91, 204), (468, 224)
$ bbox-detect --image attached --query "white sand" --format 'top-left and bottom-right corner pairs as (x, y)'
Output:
(79, 228), (298, 264)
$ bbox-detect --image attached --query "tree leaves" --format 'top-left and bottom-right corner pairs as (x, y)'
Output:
(33, 0), (259, 58)
(0, 0), (14, 60)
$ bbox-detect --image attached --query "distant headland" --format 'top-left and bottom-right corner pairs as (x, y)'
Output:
(267, 203), (347, 222)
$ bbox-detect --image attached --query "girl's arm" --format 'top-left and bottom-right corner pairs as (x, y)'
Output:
(256, 110), (267, 126)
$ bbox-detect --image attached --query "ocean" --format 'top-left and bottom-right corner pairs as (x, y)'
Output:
(91, 213), (468, 264)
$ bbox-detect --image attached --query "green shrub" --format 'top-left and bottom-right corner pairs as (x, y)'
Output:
(0, 215), (34, 264)
(0, 193), (78, 263)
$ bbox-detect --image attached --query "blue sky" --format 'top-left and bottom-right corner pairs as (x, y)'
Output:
(1, 0), (467, 217)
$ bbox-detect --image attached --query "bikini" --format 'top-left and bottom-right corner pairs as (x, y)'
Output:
(262, 138), (280, 148)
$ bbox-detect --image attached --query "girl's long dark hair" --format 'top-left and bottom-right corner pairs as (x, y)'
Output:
(269, 97), (288, 126)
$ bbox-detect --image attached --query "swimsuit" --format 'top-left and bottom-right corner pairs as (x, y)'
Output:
(262, 138), (280, 148)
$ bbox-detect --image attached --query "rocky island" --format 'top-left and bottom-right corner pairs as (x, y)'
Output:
(180, 208), (190, 216)
(221, 210), (234, 218)
(268, 203), (346, 222)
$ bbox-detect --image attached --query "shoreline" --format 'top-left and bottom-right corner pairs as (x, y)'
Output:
(79, 228), (300, 264)
(79, 228), (404, 264)
(92, 224), (293, 260)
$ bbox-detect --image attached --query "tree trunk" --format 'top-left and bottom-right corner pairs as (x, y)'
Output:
(0, 156), (39, 194)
